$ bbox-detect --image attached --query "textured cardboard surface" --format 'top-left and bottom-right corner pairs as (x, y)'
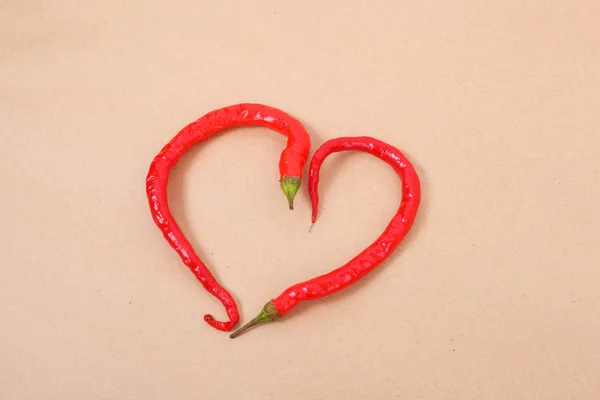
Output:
(2, 1), (599, 399)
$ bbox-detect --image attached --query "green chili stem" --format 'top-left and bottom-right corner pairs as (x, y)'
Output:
(229, 300), (280, 339)
(280, 176), (301, 210)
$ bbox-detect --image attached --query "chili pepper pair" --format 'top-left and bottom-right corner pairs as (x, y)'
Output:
(145, 103), (421, 338)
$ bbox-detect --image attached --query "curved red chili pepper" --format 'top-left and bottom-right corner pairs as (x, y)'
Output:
(146, 103), (311, 331)
(230, 136), (421, 338)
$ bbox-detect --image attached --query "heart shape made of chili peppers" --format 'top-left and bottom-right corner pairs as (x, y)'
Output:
(146, 103), (421, 338)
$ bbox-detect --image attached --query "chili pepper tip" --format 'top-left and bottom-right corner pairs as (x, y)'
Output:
(229, 300), (281, 339)
(280, 176), (301, 210)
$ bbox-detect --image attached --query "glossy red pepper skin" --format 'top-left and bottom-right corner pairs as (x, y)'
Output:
(146, 103), (311, 332)
(230, 136), (420, 338)
(273, 136), (421, 314)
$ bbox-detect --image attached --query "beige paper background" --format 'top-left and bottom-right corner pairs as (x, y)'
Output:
(2, 1), (599, 399)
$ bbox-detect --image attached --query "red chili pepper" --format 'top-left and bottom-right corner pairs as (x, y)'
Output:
(229, 136), (421, 338)
(146, 103), (311, 332)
